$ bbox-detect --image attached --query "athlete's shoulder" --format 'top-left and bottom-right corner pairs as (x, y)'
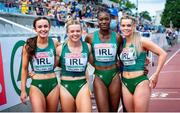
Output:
(85, 32), (94, 44)
(86, 42), (91, 50)
(115, 33), (123, 45)
(52, 38), (60, 48)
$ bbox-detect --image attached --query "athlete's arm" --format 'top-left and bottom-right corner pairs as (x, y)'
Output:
(56, 44), (62, 67)
(87, 42), (94, 65)
(116, 34), (123, 71)
(85, 33), (93, 44)
(53, 38), (61, 48)
(20, 45), (29, 104)
(85, 33), (94, 66)
(116, 34), (123, 55)
(142, 38), (167, 88)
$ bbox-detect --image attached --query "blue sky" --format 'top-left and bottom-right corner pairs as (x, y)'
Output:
(129, 0), (166, 16)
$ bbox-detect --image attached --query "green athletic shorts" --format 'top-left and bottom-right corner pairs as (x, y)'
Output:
(61, 79), (87, 98)
(121, 75), (149, 94)
(31, 77), (58, 97)
(95, 68), (118, 87)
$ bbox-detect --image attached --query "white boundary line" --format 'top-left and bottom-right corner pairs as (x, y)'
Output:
(150, 48), (180, 79)
(151, 91), (179, 94)
(164, 48), (180, 66)
(118, 105), (122, 112)
(160, 71), (180, 73)
(151, 98), (180, 100)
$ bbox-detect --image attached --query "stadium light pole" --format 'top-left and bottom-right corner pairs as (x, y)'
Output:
(136, 0), (138, 17)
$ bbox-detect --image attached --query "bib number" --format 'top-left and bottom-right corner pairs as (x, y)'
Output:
(65, 53), (87, 72)
(94, 43), (117, 62)
(120, 47), (137, 66)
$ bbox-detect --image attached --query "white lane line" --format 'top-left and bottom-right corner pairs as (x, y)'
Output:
(118, 104), (123, 112)
(92, 105), (96, 110)
(160, 71), (180, 73)
(150, 48), (180, 79)
(164, 48), (180, 65)
(151, 98), (180, 100)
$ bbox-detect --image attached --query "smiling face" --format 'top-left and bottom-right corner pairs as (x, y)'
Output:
(67, 24), (82, 42)
(120, 18), (135, 38)
(98, 12), (111, 30)
(34, 19), (50, 39)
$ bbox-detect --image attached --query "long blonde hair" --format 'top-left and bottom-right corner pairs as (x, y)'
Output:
(120, 15), (142, 54)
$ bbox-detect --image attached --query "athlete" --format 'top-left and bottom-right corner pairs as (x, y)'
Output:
(20, 17), (60, 112)
(56, 19), (92, 112)
(85, 9), (123, 112)
(119, 15), (167, 112)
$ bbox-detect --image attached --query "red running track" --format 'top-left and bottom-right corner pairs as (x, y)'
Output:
(149, 43), (180, 112)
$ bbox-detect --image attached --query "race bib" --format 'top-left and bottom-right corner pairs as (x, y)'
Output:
(33, 50), (54, 71)
(65, 53), (88, 72)
(120, 47), (137, 66)
(94, 43), (117, 62)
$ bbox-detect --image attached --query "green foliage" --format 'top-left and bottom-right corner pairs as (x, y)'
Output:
(124, 0), (136, 10)
(161, 0), (180, 28)
(109, 0), (120, 3)
(118, 0), (136, 15)
(139, 11), (151, 21)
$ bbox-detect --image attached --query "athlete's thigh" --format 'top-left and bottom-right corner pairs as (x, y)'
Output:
(76, 83), (91, 112)
(29, 85), (46, 112)
(59, 85), (76, 112)
(122, 83), (134, 112)
(93, 75), (109, 111)
(46, 85), (60, 112)
(109, 74), (121, 111)
(134, 80), (151, 112)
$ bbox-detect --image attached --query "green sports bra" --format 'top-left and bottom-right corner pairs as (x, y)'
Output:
(92, 30), (118, 66)
(119, 39), (146, 71)
(60, 41), (89, 77)
(31, 38), (56, 74)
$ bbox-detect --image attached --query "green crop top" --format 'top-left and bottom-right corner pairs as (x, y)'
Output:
(119, 39), (146, 71)
(31, 38), (56, 74)
(60, 41), (89, 77)
(92, 30), (118, 66)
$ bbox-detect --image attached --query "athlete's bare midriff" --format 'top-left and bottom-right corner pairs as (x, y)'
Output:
(122, 70), (144, 78)
(95, 63), (117, 70)
(32, 73), (56, 80)
(61, 76), (86, 80)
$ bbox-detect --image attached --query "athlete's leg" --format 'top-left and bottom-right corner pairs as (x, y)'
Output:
(46, 85), (60, 111)
(29, 85), (46, 112)
(93, 75), (109, 112)
(109, 74), (121, 111)
(119, 73), (127, 112)
(59, 85), (76, 112)
(121, 94), (127, 112)
(122, 83), (134, 112)
(134, 80), (151, 112)
(76, 83), (92, 112)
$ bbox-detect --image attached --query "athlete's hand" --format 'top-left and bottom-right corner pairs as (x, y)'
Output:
(149, 73), (159, 88)
(20, 91), (27, 104)
(145, 57), (151, 66)
(29, 71), (35, 78)
(144, 67), (149, 75)
(116, 61), (120, 67)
